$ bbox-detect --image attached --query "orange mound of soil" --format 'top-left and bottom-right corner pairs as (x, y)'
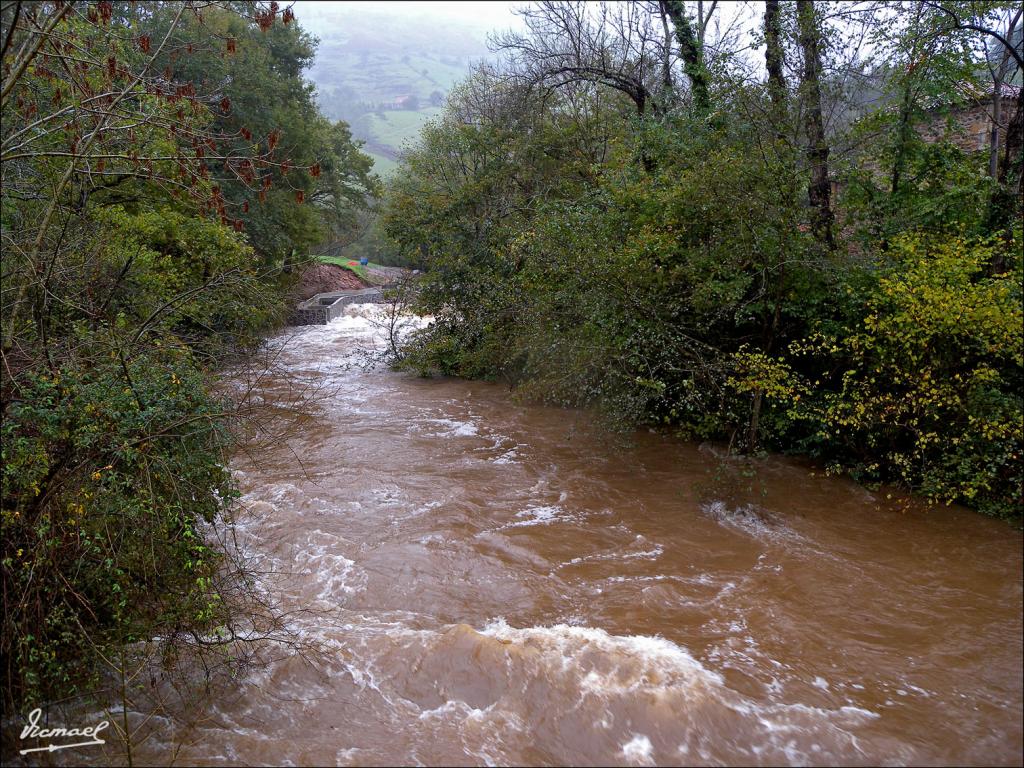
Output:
(292, 263), (369, 300)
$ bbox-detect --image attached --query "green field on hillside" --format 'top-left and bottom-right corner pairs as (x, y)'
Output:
(365, 151), (398, 176)
(366, 108), (443, 150)
(313, 50), (470, 106)
(302, 9), (487, 178)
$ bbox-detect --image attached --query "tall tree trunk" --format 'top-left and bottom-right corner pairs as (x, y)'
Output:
(988, 79), (1008, 178)
(796, 0), (834, 249)
(890, 82), (916, 195)
(889, 2), (926, 198)
(984, 92), (1024, 273)
(664, 1), (711, 112)
(746, 0), (791, 453)
(658, 1), (674, 103)
(989, 9), (1021, 177)
(999, 93), (1023, 191)
(765, 0), (786, 136)
(981, 10), (1022, 271)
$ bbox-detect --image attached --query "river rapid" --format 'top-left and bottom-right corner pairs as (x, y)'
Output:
(136, 305), (1022, 765)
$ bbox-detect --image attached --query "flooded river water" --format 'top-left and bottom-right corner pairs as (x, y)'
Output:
(142, 305), (1022, 766)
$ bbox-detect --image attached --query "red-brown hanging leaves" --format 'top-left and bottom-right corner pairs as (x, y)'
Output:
(138, 35), (151, 53)
(295, 190), (305, 204)
(310, 162), (321, 178)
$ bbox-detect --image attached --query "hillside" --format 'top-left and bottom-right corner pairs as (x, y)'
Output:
(296, 3), (495, 175)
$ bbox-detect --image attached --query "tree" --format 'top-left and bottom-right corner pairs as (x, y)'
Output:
(0, 0), (344, 717)
(796, 0), (835, 248)
(492, 1), (669, 116)
(142, 3), (378, 267)
(764, 0), (786, 122)
(663, 0), (711, 110)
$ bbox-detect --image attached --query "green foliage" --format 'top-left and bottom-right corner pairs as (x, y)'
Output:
(794, 235), (1023, 518)
(1, 1), (372, 713)
(93, 206), (281, 357)
(2, 350), (236, 705)
(145, 5), (378, 265)
(383, 24), (1022, 523)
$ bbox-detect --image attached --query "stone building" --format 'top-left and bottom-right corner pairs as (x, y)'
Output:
(917, 81), (1021, 153)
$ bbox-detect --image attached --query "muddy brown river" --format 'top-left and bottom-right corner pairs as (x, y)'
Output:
(119, 306), (1023, 765)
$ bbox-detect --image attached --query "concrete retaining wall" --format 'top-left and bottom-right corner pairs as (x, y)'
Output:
(289, 288), (383, 325)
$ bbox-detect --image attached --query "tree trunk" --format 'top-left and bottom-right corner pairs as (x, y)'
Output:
(889, 81), (916, 196)
(990, 10), (1022, 177)
(999, 93), (1023, 191)
(984, 93), (1024, 273)
(989, 86), (1007, 179)
(765, 0), (786, 136)
(796, 0), (834, 249)
(658, 1), (674, 102)
(664, 1), (711, 112)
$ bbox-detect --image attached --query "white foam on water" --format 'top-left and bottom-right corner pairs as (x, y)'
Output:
(468, 619), (882, 765)
(416, 417), (481, 438)
(479, 618), (723, 690)
(701, 500), (812, 549)
(621, 734), (655, 765)
(294, 549), (363, 602)
(418, 699), (493, 721)
(407, 500), (444, 517)
(499, 505), (580, 530)
(336, 747), (363, 764)
(564, 536), (665, 566)
(492, 449), (520, 465)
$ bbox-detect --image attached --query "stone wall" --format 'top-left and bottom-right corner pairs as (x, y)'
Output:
(918, 93), (1019, 154)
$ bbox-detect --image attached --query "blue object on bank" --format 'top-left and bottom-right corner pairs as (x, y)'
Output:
(360, 257), (369, 265)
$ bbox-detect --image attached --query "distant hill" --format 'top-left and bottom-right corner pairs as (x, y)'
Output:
(297, 4), (495, 175)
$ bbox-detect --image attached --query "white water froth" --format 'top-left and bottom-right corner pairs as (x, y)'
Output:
(621, 734), (656, 765)
(564, 535), (665, 566)
(702, 500), (808, 547)
(479, 617), (723, 689)
(422, 417), (480, 438)
(500, 505), (576, 529)
(467, 619), (880, 764)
